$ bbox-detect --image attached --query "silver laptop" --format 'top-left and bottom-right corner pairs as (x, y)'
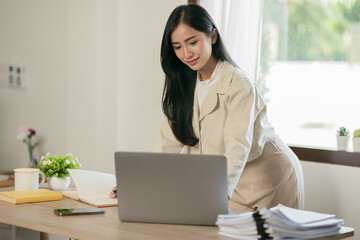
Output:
(114, 151), (228, 226)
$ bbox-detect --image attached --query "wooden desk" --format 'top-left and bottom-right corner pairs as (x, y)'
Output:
(0, 173), (14, 188)
(0, 191), (355, 240)
(0, 196), (230, 240)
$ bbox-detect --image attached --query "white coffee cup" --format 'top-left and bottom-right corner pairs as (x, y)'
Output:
(14, 168), (45, 191)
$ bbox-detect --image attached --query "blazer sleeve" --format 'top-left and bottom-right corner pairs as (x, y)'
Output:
(155, 119), (184, 153)
(224, 74), (257, 197)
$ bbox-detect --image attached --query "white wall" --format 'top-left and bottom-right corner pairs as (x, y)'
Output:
(115, 0), (179, 155)
(0, 0), (185, 174)
(0, 0), (68, 172)
(301, 161), (359, 239)
(66, 0), (119, 173)
(0, 0), (184, 239)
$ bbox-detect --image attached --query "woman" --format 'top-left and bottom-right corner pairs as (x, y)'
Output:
(155, 4), (304, 212)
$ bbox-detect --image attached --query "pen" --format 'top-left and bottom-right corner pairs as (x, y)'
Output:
(110, 190), (117, 194)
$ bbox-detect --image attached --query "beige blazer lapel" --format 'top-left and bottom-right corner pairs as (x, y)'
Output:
(199, 91), (220, 122)
(199, 61), (234, 122)
(192, 89), (200, 137)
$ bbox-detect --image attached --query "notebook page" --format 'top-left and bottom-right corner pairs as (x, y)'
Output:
(67, 169), (117, 206)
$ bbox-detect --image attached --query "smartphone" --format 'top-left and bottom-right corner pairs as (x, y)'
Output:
(54, 208), (105, 216)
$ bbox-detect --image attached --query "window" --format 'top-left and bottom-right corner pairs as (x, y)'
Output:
(258, 0), (360, 149)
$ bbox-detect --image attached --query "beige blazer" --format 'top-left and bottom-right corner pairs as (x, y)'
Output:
(156, 61), (278, 197)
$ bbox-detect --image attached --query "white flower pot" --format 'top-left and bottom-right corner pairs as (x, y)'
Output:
(353, 138), (360, 152)
(47, 176), (71, 191)
(336, 136), (350, 151)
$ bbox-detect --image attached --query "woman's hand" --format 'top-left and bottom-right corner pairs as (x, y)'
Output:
(109, 186), (117, 199)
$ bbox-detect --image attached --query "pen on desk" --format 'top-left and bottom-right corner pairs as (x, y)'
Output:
(110, 190), (117, 194)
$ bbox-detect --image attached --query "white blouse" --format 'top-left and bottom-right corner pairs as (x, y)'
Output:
(196, 61), (224, 111)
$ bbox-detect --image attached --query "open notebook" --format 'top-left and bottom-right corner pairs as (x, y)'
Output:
(63, 169), (117, 207)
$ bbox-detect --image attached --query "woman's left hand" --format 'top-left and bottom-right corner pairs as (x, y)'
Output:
(109, 186), (117, 199)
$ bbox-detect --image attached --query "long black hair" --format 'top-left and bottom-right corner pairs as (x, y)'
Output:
(160, 4), (235, 146)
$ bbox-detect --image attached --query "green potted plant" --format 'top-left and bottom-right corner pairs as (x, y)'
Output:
(352, 128), (360, 152)
(336, 126), (350, 151)
(37, 153), (81, 190)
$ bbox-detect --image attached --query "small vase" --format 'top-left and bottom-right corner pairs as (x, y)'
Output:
(48, 176), (71, 191)
(336, 136), (350, 151)
(353, 138), (360, 152)
(28, 150), (38, 168)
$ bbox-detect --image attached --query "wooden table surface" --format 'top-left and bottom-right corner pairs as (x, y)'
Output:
(0, 173), (14, 188)
(0, 195), (230, 240)
(0, 188), (354, 240)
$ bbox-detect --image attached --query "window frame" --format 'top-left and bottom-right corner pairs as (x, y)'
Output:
(188, 0), (199, 4)
(290, 146), (360, 168)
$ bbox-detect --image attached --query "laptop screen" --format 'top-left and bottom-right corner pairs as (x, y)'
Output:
(114, 151), (228, 225)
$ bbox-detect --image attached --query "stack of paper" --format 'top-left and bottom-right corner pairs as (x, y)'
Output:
(216, 204), (344, 240)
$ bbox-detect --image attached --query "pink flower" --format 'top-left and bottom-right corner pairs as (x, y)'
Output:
(17, 126), (36, 138)
(16, 125), (40, 168)
(18, 126), (29, 133)
(16, 125), (38, 143)
(28, 128), (36, 136)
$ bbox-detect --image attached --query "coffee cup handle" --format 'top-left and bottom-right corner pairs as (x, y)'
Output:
(39, 171), (45, 186)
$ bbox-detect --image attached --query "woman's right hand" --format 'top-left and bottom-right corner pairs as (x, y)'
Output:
(109, 186), (117, 199)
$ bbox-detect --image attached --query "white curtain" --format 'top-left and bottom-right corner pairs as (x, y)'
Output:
(199, 0), (264, 81)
